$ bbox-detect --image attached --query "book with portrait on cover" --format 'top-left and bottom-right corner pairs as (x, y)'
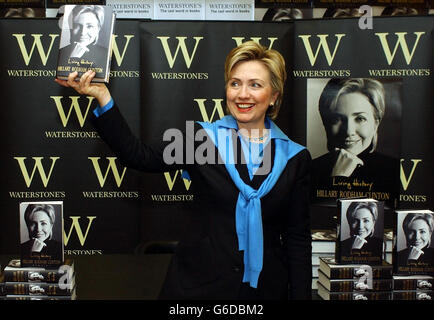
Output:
(56, 5), (116, 83)
(393, 209), (434, 276)
(335, 198), (384, 265)
(19, 201), (64, 268)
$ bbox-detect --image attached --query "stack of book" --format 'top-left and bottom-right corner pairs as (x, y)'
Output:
(317, 256), (393, 300)
(2, 259), (76, 300)
(392, 275), (433, 300)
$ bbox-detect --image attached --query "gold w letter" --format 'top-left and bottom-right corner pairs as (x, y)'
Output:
(88, 157), (127, 188)
(50, 96), (94, 128)
(157, 36), (203, 69)
(298, 34), (346, 66)
(64, 216), (97, 246)
(13, 34), (59, 66)
(14, 157), (59, 188)
(375, 32), (425, 65)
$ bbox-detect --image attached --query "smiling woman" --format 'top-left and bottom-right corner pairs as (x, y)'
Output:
(55, 41), (313, 300)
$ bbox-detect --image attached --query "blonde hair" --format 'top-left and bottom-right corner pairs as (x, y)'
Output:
(224, 41), (287, 120)
(319, 78), (385, 153)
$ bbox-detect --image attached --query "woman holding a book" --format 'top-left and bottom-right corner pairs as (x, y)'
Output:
(55, 41), (312, 300)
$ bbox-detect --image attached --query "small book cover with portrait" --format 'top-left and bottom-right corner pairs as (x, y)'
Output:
(335, 198), (385, 265)
(393, 209), (434, 276)
(19, 201), (64, 268)
(56, 5), (116, 83)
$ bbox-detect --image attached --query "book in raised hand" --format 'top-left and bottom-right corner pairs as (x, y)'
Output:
(56, 5), (116, 83)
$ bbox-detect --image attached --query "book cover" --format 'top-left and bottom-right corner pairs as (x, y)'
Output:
(393, 275), (434, 291)
(319, 256), (392, 280)
(336, 198), (384, 265)
(5, 280), (75, 296)
(4, 259), (74, 283)
(393, 210), (434, 276)
(56, 5), (116, 83)
(317, 281), (392, 301)
(19, 201), (64, 268)
(392, 290), (433, 301)
(318, 269), (393, 292)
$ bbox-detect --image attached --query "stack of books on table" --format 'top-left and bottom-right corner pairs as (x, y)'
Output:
(317, 257), (393, 300)
(2, 259), (76, 300)
(392, 275), (433, 300)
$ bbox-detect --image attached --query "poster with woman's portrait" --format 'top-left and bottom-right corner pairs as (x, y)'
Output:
(20, 201), (64, 267)
(336, 199), (384, 265)
(306, 78), (402, 209)
(394, 210), (434, 275)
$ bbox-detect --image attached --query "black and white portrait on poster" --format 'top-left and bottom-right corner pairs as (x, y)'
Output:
(20, 201), (64, 267)
(307, 78), (402, 208)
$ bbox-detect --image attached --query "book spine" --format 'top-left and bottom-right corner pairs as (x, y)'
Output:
(335, 200), (343, 263)
(6, 295), (74, 300)
(4, 270), (62, 283)
(5, 282), (74, 296)
(393, 290), (433, 300)
(330, 291), (392, 300)
(330, 280), (393, 292)
(330, 266), (392, 279)
(394, 279), (434, 290)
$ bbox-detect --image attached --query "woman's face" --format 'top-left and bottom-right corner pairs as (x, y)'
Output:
(226, 60), (278, 131)
(27, 210), (53, 242)
(407, 218), (431, 249)
(327, 92), (379, 155)
(72, 12), (100, 47)
(350, 208), (375, 239)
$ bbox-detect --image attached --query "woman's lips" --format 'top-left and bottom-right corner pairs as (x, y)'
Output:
(236, 103), (254, 112)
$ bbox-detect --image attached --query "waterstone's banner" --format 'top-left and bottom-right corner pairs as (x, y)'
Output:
(0, 19), (142, 255)
(0, 17), (432, 255)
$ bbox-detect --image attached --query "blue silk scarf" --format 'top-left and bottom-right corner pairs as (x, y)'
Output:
(197, 115), (305, 288)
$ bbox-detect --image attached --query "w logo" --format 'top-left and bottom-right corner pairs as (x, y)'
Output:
(157, 36), (203, 69)
(13, 34), (59, 66)
(88, 157), (127, 188)
(14, 156), (59, 188)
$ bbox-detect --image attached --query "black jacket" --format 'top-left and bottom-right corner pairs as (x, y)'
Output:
(92, 106), (312, 300)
